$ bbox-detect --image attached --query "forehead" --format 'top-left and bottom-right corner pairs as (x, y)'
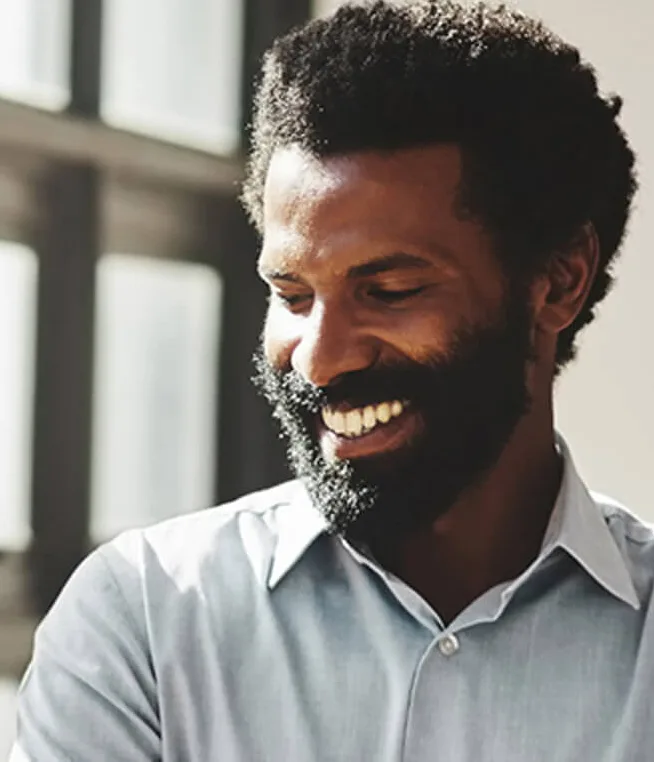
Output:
(259, 144), (498, 285)
(262, 143), (463, 231)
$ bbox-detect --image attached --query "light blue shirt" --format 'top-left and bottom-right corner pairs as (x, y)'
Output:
(11, 439), (654, 761)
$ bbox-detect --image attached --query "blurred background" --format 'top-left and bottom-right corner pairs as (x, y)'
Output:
(0, 0), (651, 752)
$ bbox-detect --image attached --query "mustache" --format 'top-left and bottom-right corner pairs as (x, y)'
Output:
(252, 348), (440, 415)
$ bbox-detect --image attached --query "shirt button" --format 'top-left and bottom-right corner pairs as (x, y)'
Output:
(437, 633), (460, 657)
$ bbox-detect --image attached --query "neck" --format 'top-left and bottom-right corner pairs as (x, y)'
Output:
(374, 399), (562, 625)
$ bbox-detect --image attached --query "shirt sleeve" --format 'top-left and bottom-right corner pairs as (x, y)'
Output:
(10, 542), (160, 762)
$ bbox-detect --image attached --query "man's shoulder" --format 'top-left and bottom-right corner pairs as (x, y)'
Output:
(144, 479), (310, 541)
(100, 479), (313, 589)
(593, 491), (654, 593)
(593, 492), (654, 546)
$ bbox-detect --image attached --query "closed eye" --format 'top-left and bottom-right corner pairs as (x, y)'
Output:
(368, 286), (426, 303)
(271, 291), (311, 309)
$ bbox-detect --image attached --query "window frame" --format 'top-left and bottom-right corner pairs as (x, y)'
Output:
(0, 0), (310, 680)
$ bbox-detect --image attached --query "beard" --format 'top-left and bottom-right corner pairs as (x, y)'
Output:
(252, 283), (535, 556)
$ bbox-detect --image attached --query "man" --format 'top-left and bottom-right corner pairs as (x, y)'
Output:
(11, 2), (651, 760)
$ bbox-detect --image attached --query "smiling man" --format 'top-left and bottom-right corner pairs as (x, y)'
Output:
(12, 2), (653, 762)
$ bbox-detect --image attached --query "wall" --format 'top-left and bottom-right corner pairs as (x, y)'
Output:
(514, 0), (654, 520)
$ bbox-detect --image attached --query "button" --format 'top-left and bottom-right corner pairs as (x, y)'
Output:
(437, 633), (460, 657)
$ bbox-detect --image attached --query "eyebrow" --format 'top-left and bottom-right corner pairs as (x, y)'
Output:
(259, 252), (435, 283)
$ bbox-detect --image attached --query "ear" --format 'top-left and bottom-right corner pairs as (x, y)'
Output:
(532, 223), (600, 336)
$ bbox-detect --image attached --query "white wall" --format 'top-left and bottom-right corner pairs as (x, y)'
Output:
(516, 0), (654, 520)
(314, 0), (654, 520)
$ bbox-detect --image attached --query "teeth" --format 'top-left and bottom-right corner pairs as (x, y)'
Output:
(321, 399), (407, 438)
(362, 406), (376, 430)
(376, 402), (391, 424)
(332, 410), (346, 434)
(345, 410), (363, 437)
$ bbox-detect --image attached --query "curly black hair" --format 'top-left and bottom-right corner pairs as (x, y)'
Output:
(241, 0), (637, 370)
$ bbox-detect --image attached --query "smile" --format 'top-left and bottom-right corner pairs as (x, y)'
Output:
(320, 400), (408, 438)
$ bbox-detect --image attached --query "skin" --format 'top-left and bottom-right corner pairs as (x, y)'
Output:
(258, 144), (599, 623)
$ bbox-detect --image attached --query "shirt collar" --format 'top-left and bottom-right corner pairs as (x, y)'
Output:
(534, 435), (640, 610)
(267, 484), (328, 589)
(267, 437), (641, 611)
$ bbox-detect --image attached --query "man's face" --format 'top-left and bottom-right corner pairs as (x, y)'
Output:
(254, 144), (535, 549)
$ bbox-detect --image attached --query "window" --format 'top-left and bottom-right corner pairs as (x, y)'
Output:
(101, 0), (243, 153)
(0, 0), (71, 109)
(0, 0), (303, 701)
(91, 254), (223, 541)
(0, 243), (38, 551)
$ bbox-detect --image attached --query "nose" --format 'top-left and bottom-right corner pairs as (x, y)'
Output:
(291, 299), (379, 388)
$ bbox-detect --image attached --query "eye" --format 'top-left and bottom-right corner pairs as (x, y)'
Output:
(271, 291), (312, 311)
(367, 285), (426, 303)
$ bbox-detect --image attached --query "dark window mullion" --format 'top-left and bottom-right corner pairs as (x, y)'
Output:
(29, 0), (105, 613)
(240, 0), (311, 145)
(208, 0), (312, 504)
(67, 0), (104, 119)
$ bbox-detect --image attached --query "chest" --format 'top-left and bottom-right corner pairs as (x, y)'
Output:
(152, 584), (653, 762)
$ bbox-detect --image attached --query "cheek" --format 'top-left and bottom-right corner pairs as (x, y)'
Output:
(262, 307), (297, 370)
(383, 309), (453, 363)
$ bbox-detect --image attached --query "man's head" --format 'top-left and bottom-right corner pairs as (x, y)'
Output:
(245, 1), (637, 544)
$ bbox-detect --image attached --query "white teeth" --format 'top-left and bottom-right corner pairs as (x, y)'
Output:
(362, 406), (376, 430)
(345, 410), (363, 437)
(376, 402), (391, 424)
(390, 400), (403, 417)
(332, 410), (346, 434)
(321, 399), (407, 438)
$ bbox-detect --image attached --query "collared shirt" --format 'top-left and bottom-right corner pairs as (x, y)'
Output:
(10, 438), (654, 762)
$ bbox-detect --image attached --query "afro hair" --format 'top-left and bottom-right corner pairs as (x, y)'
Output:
(242, 1), (637, 369)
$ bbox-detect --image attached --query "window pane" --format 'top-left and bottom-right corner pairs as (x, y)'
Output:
(0, 242), (38, 550)
(102, 0), (243, 153)
(0, 679), (18, 758)
(91, 254), (222, 541)
(0, 0), (70, 109)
